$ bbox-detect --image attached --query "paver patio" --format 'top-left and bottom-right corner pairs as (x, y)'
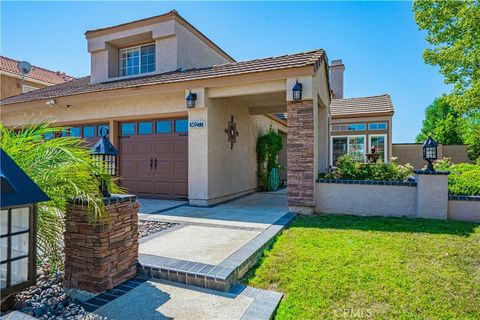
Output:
(83, 190), (291, 319)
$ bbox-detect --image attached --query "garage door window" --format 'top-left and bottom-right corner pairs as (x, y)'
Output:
(156, 120), (171, 134)
(121, 123), (135, 136)
(83, 126), (95, 138)
(97, 124), (110, 137)
(175, 120), (188, 133)
(70, 127), (81, 137)
(138, 122), (153, 135)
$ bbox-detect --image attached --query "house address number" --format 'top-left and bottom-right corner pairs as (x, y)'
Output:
(189, 120), (206, 128)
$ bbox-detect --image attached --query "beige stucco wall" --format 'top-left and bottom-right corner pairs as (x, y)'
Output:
(1, 74), (46, 100)
(315, 183), (417, 217)
(1, 91), (186, 126)
(88, 19), (230, 84)
(175, 22), (230, 71)
(393, 144), (470, 168)
(448, 200), (480, 223)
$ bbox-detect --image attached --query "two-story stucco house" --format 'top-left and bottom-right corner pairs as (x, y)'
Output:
(329, 59), (394, 166)
(0, 10), (331, 214)
(0, 56), (74, 99)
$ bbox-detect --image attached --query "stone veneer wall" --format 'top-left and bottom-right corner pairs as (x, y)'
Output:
(64, 195), (139, 293)
(287, 100), (315, 208)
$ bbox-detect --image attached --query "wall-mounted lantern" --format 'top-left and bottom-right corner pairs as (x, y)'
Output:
(423, 136), (438, 172)
(292, 79), (303, 101)
(1, 149), (50, 298)
(90, 128), (118, 197)
(186, 91), (197, 109)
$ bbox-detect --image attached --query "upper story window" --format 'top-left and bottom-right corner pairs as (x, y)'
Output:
(368, 122), (388, 130)
(331, 123), (366, 132)
(119, 44), (155, 77)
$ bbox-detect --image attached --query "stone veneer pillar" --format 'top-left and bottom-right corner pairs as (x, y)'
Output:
(64, 195), (139, 293)
(415, 171), (450, 219)
(287, 100), (315, 214)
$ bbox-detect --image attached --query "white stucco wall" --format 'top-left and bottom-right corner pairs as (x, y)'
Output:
(316, 183), (417, 217)
(448, 200), (480, 223)
(416, 174), (449, 220)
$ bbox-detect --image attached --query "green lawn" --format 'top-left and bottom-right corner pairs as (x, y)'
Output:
(243, 215), (480, 319)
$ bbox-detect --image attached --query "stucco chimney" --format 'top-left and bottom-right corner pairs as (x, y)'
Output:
(330, 59), (345, 99)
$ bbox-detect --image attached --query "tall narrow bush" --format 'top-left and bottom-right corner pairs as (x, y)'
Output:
(256, 128), (283, 191)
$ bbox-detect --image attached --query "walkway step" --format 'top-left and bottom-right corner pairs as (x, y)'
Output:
(137, 212), (295, 291)
(88, 278), (283, 320)
(138, 257), (237, 291)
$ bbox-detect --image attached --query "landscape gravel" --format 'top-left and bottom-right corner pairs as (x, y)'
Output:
(2, 220), (175, 319)
(138, 220), (177, 238)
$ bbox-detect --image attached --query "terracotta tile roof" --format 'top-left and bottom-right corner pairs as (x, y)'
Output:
(1, 56), (75, 85)
(330, 94), (394, 117)
(1, 49), (325, 106)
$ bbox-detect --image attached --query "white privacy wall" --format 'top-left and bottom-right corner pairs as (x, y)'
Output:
(315, 177), (480, 223)
(448, 200), (480, 223)
(315, 183), (417, 217)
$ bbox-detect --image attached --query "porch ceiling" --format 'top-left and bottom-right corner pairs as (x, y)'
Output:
(218, 91), (287, 113)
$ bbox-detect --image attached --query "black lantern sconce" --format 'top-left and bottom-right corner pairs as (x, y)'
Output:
(292, 79), (303, 101)
(1, 149), (50, 298)
(186, 91), (197, 109)
(423, 136), (438, 172)
(90, 128), (118, 197)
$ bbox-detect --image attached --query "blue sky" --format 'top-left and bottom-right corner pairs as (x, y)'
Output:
(1, 1), (451, 142)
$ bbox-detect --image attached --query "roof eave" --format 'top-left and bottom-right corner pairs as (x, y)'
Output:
(1, 64), (317, 111)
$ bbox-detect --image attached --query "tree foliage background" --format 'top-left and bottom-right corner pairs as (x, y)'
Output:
(413, 0), (479, 161)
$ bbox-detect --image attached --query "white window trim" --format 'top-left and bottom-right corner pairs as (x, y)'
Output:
(368, 134), (388, 162)
(331, 123), (366, 132)
(330, 134), (367, 166)
(119, 43), (155, 77)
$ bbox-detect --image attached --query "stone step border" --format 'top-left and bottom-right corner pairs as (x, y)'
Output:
(449, 194), (480, 201)
(80, 277), (147, 312)
(137, 212), (296, 292)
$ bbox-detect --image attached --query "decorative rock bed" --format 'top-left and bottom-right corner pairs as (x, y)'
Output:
(2, 220), (175, 319)
(138, 220), (177, 238)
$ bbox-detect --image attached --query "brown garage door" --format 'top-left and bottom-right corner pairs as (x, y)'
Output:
(119, 118), (188, 199)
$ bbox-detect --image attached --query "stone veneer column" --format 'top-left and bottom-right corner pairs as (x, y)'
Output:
(64, 195), (139, 293)
(287, 100), (315, 214)
(415, 171), (450, 219)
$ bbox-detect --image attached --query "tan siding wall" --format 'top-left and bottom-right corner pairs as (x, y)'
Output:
(1, 74), (46, 99)
(393, 144), (470, 168)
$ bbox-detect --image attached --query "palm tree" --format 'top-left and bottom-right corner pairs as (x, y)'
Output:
(0, 122), (122, 270)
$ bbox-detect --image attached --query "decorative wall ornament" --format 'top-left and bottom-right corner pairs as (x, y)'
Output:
(225, 115), (239, 149)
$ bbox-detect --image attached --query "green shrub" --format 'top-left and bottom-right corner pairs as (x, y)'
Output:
(434, 158), (480, 195)
(320, 155), (414, 181)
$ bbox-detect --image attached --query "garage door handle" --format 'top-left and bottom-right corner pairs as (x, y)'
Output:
(154, 158), (157, 170)
(150, 158), (153, 170)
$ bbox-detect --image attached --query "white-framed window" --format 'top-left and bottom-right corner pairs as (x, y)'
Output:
(331, 123), (366, 132)
(368, 122), (387, 130)
(330, 135), (366, 166)
(119, 43), (155, 77)
(22, 85), (38, 93)
(369, 134), (387, 162)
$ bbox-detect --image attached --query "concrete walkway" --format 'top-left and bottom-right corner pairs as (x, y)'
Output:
(88, 190), (292, 319)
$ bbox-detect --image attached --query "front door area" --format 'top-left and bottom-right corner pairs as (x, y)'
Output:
(119, 118), (188, 199)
